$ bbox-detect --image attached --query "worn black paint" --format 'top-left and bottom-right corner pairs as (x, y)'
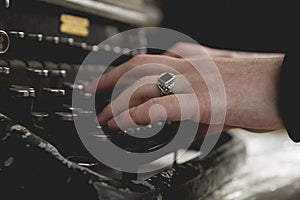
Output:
(0, 114), (245, 200)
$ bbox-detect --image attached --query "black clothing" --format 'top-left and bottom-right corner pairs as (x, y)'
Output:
(280, 45), (300, 142)
(162, 0), (299, 141)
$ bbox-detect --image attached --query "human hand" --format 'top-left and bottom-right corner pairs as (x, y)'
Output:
(86, 43), (285, 135)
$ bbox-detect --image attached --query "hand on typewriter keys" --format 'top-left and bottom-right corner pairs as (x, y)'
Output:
(87, 42), (285, 134)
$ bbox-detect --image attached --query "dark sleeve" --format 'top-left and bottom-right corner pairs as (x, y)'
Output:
(277, 1), (300, 142)
(279, 48), (300, 142)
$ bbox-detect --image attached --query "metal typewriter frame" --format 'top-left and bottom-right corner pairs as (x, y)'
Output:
(1, 1), (246, 199)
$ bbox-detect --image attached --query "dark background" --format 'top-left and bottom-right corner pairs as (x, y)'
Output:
(161, 0), (295, 53)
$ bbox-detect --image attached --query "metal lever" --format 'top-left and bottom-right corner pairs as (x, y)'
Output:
(10, 85), (35, 97)
(63, 82), (84, 91)
(62, 82), (84, 104)
(44, 61), (67, 78)
(0, 62), (10, 105)
(26, 67), (49, 77)
(0, 66), (10, 75)
(4, 0), (10, 8)
(49, 69), (66, 78)
(8, 85), (35, 125)
(42, 88), (65, 96)
(26, 61), (49, 98)
(49, 69), (66, 88)
(43, 61), (67, 88)
(27, 33), (43, 42)
(54, 112), (77, 121)
(38, 88), (65, 113)
(9, 31), (25, 38)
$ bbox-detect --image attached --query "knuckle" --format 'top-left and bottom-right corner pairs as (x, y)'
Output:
(131, 54), (148, 64)
(131, 84), (155, 105)
(148, 98), (160, 106)
(173, 42), (185, 48)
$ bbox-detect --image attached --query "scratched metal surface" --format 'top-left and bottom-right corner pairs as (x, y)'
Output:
(0, 113), (246, 200)
(205, 129), (300, 200)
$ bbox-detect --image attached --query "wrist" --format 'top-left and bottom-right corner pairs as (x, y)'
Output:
(216, 56), (285, 131)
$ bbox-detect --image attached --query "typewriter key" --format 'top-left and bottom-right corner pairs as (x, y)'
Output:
(60, 37), (74, 45)
(27, 33), (43, 42)
(26, 60), (49, 96)
(62, 82), (85, 104)
(10, 85), (35, 97)
(62, 104), (82, 113)
(9, 85), (35, 125)
(58, 63), (73, 81)
(44, 61), (66, 88)
(0, 30), (9, 54)
(32, 112), (49, 129)
(0, 66), (9, 75)
(44, 36), (60, 44)
(9, 31), (25, 39)
(0, 60), (10, 111)
(49, 68), (66, 79)
(52, 112), (91, 156)
(7, 59), (29, 86)
(1, 0), (10, 8)
(0, 66), (9, 94)
(40, 88), (65, 114)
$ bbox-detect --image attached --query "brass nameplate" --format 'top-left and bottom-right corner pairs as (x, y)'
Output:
(60, 14), (90, 37)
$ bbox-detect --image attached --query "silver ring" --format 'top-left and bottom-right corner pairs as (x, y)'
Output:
(157, 72), (175, 96)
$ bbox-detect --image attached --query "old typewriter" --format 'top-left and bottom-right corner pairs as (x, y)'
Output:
(0, 0), (246, 199)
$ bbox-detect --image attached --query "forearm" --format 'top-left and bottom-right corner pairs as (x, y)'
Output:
(216, 55), (285, 131)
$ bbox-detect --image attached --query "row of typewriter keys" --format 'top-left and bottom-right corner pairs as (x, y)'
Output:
(0, 58), (165, 155)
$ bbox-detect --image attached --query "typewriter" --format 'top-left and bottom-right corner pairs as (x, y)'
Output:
(0, 0), (245, 199)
